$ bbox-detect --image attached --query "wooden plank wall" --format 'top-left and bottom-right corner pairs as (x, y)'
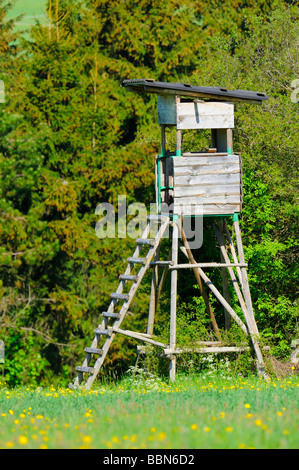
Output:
(177, 102), (234, 129)
(157, 96), (234, 130)
(173, 153), (242, 215)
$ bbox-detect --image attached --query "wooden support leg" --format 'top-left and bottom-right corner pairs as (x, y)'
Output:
(192, 265), (248, 334)
(214, 223), (250, 326)
(147, 246), (160, 336)
(169, 219), (179, 381)
(233, 217), (268, 379)
(227, 128), (233, 154)
(156, 249), (172, 305)
(233, 218), (258, 336)
(176, 96), (182, 156)
(179, 219), (222, 341)
(223, 220), (244, 294)
(219, 220), (232, 330)
(214, 221), (270, 377)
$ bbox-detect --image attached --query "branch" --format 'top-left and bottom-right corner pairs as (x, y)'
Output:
(5, 323), (73, 348)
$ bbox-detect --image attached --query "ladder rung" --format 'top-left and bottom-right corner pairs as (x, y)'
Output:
(94, 328), (110, 335)
(135, 238), (156, 246)
(111, 292), (130, 301)
(76, 366), (95, 374)
(127, 257), (146, 264)
(150, 260), (174, 266)
(102, 311), (121, 319)
(119, 274), (139, 282)
(84, 347), (103, 355)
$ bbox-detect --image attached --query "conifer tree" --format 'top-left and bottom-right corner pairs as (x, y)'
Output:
(0, 0), (297, 386)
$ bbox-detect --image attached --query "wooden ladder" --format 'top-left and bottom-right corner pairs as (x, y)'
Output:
(69, 214), (170, 390)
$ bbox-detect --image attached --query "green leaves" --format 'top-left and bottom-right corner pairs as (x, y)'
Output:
(0, 1), (298, 386)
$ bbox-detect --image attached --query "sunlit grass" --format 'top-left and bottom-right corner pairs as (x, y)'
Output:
(0, 373), (298, 449)
(7, 0), (48, 30)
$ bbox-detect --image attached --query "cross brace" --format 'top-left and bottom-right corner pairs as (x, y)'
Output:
(69, 215), (268, 390)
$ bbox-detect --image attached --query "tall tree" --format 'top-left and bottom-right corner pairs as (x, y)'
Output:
(1, 0), (297, 386)
(185, 4), (299, 356)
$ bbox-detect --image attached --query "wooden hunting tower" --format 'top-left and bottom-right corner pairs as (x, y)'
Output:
(70, 80), (269, 390)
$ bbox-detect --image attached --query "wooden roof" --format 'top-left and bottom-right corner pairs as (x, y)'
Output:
(122, 79), (269, 104)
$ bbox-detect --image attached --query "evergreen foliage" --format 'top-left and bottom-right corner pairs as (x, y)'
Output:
(0, 0), (298, 386)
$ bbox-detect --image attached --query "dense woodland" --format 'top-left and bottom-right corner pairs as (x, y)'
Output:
(0, 0), (298, 386)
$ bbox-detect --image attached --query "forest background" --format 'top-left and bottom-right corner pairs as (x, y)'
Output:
(0, 0), (298, 387)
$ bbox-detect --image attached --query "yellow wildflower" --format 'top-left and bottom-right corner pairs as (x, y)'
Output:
(19, 435), (28, 445)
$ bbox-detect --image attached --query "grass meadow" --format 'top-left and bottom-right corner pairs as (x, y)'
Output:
(0, 373), (298, 450)
(8, 0), (48, 29)
(2, 0), (299, 453)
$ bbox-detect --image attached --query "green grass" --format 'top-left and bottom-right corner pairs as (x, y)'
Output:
(0, 373), (298, 449)
(8, 0), (48, 29)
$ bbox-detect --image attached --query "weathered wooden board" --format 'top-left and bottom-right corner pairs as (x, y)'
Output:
(182, 152), (228, 157)
(174, 154), (239, 167)
(174, 195), (240, 205)
(173, 203), (241, 215)
(175, 164), (240, 177)
(157, 97), (235, 129)
(177, 101), (234, 129)
(156, 152), (242, 215)
(173, 184), (241, 198)
(174, 173), (241, 187)
(172, 153), (242, 215)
